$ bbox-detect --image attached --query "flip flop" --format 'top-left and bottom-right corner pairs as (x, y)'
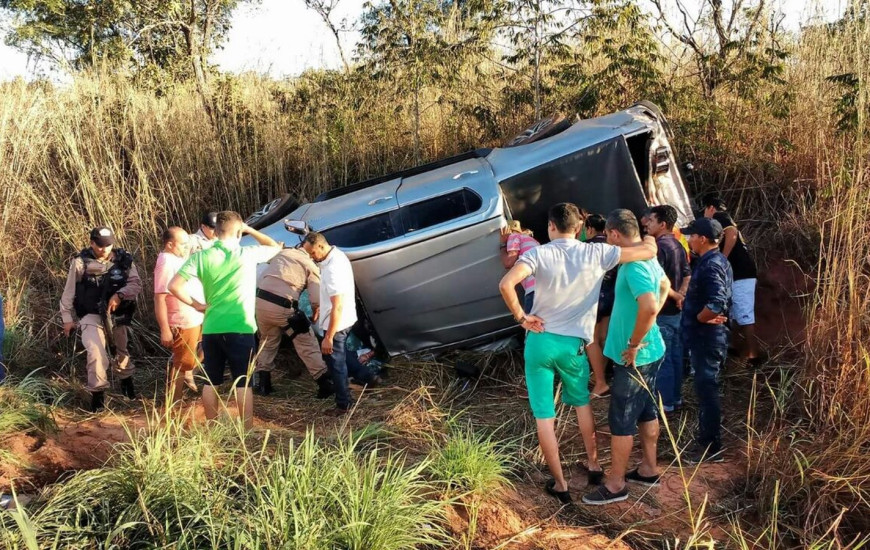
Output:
(545, 478), (572, 503)
(591, 389), (611, 399)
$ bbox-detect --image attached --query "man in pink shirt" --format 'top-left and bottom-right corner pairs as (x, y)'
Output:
(500, 221), (540, 313)
(154, 227), (205, 406)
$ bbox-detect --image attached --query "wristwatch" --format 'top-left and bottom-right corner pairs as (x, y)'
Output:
(516, 315), (527, 324)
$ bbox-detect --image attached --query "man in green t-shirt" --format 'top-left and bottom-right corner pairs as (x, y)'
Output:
(168, 211), (280, 429)
(583, 209), (670, 506)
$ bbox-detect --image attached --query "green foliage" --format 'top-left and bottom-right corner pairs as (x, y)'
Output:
(427, 423), (515, 496)
(0, 371), (58, 439)
(2, 0), (247, 80)
(0, 414), (448, 549)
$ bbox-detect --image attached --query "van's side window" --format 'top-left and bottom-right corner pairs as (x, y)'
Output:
(321, 209), (404, 248)
(403, 189), (483, 232)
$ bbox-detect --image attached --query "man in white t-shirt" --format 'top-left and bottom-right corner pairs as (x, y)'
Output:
(154, 227), (205, 406)
(499, 203), (658, 503)
(302, 231), (358, 417)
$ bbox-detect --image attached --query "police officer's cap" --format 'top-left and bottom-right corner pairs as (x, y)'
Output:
(90, 226), (115, 247)
(201, 211), (218, 229)
(683, 218), (723, 242)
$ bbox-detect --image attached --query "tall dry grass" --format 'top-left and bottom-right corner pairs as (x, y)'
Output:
(740, 5), (870, 546)
(0, 1), (869, 545)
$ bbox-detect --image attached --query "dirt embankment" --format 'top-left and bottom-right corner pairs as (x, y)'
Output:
(1, 415), (135, 491)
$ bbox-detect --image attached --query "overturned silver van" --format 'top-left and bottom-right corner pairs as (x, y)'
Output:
(248, 101), (694, 357)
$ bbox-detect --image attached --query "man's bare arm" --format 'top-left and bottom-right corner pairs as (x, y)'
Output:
(618, 235), (657, 264)
(242, 223), (280, 248)
(658, 277), (671, 311)
(154, 293), (173, 347)
(168, 274), (206, 312)
(721, 227), (738, 258)
(499, 263), (532, 322)
(498, 263), (543, 332)
(620, 292), (660, 365)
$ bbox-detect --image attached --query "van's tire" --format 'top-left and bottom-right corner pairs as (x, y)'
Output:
(505, 115), (572, 147)
(245, 194), (300, 230)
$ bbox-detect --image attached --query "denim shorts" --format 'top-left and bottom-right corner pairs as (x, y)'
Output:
(201, 333), (256, 387)
(609, 358), (664, 436)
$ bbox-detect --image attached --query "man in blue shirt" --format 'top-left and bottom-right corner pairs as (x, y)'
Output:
(582, 209), (670, 505)
(681, 218), (733, 463)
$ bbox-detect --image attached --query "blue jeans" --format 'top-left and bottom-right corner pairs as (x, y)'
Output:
(685, 327), (728, 449)
(655, 314), (683, 410)
(346, 352), (377, 384)
(324, 328), (352, 409)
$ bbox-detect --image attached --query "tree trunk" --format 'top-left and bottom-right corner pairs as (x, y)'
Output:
(184, 8), (215, 126)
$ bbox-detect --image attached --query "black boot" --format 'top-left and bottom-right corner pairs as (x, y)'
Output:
(254, 371), (273, 396)
(120, 378), (136, 399)
(91, 391), (105, 412)
(315, 374), (334, 399)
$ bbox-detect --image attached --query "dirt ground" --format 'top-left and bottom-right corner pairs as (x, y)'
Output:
(0, 261), (807, 548)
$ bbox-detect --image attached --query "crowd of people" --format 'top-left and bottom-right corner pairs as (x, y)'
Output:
(499, 197), (758, 506)
(59, 211), (378, 427)
(54, 194), (758, 506)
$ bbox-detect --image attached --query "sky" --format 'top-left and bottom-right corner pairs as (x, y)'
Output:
(0, 0), (845, 81)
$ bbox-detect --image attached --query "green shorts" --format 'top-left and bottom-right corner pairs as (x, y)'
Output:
(524, 331), (591, 419)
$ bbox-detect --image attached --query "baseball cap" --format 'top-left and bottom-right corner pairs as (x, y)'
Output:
(201, 211), (218, 228)
(682, 218), (723, 241)
(90, 226), (115, 247)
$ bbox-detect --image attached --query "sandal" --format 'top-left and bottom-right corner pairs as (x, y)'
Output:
(545, 478), (572, 504)
(591, 388), (611, 399)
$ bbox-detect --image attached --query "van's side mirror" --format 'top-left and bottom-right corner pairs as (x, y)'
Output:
(284, 219), (309, 236)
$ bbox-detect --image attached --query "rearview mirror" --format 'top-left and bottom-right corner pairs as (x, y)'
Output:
(284, 219), (309, 236)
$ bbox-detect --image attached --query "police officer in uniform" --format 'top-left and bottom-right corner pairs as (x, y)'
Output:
(60, 227), (142, 411)
(190, 211), (218, 253)
(253, 247), (333, 398)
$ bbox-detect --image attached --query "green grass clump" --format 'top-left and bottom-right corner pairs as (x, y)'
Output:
(428, 423), (515, 497)
(0, 410), (448, 549)
(0, 372), (58, 439)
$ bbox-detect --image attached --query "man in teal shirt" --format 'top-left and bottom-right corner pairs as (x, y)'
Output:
(583, 209), (670, 505)
(169, 211), (280, 429)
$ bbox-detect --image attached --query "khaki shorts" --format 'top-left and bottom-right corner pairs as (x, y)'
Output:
(171, 326), (203, 372)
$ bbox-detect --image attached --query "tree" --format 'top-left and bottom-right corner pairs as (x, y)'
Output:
(302, 0), (352, 72)
(550, 0), (664, 115)
(356, 0), (498, 162)
(649, 0), (788, 100)
(2, 0), (253, 120)
(499, 0), (582, 119)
